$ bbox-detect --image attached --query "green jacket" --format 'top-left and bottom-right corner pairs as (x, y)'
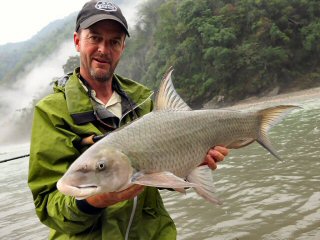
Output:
(28, 68), (177, 239)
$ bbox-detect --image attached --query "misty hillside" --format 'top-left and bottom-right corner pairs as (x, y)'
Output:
(0, 13), (77, 85)
(117, 0), (320, 108)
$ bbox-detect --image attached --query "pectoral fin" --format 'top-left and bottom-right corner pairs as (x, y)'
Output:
(187, 166), (222, 205)
(131, 171), (198, 189)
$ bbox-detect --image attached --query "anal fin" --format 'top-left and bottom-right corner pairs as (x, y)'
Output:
(187, 166), (222, 205)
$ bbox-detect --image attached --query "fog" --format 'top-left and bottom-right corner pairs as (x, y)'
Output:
(0, 41), (77, 145)
(6, 41), (76, 111)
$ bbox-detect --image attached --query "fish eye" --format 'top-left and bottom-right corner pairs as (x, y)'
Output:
(96, 161), (106, 171)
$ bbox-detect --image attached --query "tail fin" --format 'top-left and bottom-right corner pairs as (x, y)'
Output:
(257, 105), (300, 160)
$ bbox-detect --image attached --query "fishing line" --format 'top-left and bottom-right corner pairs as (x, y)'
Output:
(0, 154), (30, 163)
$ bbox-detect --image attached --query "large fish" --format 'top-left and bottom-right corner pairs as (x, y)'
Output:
(57, 69), (298, 204)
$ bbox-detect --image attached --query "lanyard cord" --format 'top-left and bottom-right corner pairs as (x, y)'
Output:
(79, 76), (119, 129)
(79, 75), (141, 128)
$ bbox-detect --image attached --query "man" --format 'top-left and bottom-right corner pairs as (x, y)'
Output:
(28, 1), (228, 239)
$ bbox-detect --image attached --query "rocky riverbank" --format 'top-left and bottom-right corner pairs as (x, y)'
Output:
(210, 87), (320, 110)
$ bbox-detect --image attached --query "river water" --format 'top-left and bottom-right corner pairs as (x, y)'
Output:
(0, 91), (319, 240)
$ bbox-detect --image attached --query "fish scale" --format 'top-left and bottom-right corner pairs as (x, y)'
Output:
(102, 109), (259, 178)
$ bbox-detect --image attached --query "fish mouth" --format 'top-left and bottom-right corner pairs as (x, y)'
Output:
(74, 185), (99, 200)
(78, 184), (98, 189)
(57, 180), (99, 199)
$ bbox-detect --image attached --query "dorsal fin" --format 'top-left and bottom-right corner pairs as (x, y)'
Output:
(155, 67), (191, 111)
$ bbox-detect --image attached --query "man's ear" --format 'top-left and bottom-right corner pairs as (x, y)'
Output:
(74, 31), (80, 52)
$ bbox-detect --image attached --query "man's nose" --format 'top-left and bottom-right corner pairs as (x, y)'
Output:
(98, 41), (112, 55)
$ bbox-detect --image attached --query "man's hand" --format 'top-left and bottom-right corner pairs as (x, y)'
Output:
(86, 184), (145, 208)
(202, 146), (229, 170)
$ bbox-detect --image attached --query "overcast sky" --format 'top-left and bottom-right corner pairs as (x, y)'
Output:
(0, 0), (141, 45)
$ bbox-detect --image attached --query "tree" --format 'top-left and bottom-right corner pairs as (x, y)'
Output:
(63, 55), (80, 74)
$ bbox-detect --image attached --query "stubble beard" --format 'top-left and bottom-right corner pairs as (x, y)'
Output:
(90, 68), (113, 83)
(89, 58), (120, 83)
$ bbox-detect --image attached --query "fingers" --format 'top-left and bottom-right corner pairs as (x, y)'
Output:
(212, 146), (229, 159)
(205, 146), (229, 170)
(208, 147), (227, 162)
(205, 154), (218, 170)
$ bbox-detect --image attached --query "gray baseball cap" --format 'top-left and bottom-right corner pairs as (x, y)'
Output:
(75, 0), (130, 37)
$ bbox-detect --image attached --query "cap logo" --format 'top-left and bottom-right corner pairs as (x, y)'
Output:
(95, 1), (117, 12)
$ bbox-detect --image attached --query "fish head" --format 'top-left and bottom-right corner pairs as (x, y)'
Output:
(57, 147), (133, 199)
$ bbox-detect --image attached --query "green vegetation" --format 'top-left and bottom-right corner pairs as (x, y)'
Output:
(1, 0), (320, 108)
(117, 0), (320, 107)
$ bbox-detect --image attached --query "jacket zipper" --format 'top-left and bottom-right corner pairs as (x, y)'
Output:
(125, 196), (138, 240)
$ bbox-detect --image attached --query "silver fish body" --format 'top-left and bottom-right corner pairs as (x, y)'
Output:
(57, 68), (299, 204)
(103, 109), (259, 178)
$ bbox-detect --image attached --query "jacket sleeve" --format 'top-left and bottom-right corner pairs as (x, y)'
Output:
(28, 95), (102, 235)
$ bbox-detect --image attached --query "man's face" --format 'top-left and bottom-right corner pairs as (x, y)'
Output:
(74, 20), (126, 83)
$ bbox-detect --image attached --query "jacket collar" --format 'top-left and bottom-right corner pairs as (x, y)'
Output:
(56, 68), (153, 124)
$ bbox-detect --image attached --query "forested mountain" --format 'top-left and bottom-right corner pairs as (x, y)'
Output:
(1, 0), (320, 108)
(117, 0), (320, 107)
